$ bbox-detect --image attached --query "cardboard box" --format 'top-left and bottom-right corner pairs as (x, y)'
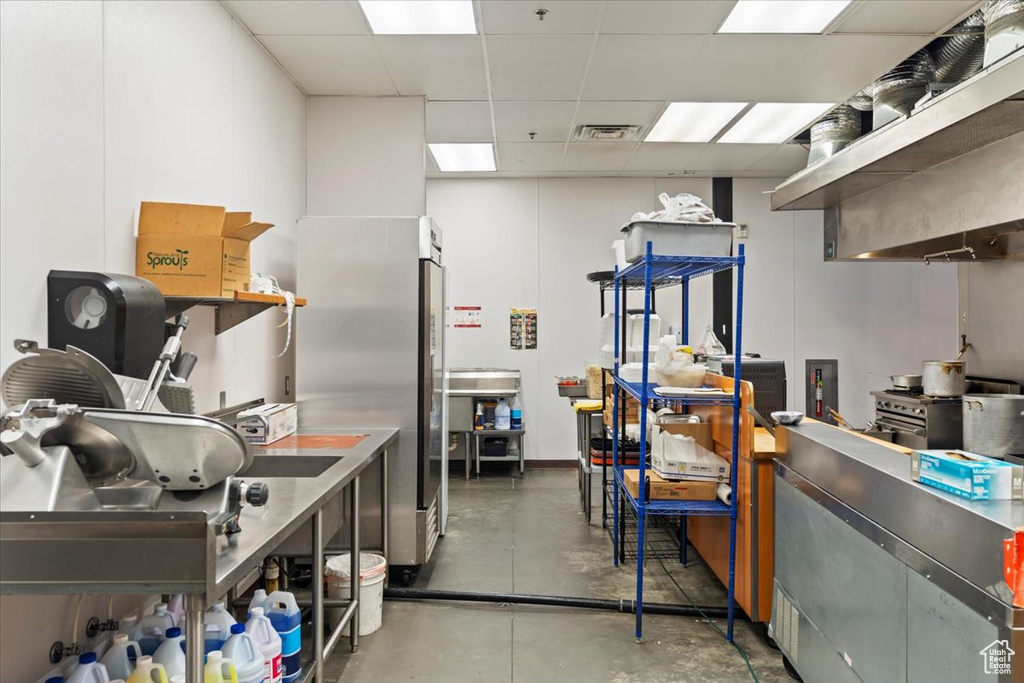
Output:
(652, 424), (730, 482)
(623, 468), (718, 501)
(135, 201), (273, 296)
(911, 449), (1024, 501)
(236, 403), (297, 445)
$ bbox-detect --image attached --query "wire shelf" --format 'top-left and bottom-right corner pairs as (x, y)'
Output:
(613, 469), (732, 517)
(612, 376), (738, 407)
(614, 253), (743, 288)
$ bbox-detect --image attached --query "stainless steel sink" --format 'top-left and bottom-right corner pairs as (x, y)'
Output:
(241, 455), (342, 479)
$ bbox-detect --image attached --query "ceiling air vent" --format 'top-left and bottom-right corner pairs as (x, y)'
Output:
(572, 124), (643, 142)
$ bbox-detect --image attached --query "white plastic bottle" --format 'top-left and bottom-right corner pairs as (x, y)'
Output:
(117, 615), (139, 638)
(126, 656), (167, 683)
(495, 399), (511, 430)
(67, 653), (110, 683)
(100, 634), (142, 680)
(152, 627), (186, 678)
(510, 396), (523, 430)
(263, 592), (301, 683)
(221, 624), (265, 683)
(247, 590), (269, 619)
(204, 602), (237, 654)
(204, 651), (238, 683)
(136, 604), (175, 655)
(166, 595), (184, 626)
(245, 607), (282, 683)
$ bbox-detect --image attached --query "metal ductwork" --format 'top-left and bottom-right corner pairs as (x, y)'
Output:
(931, 11), (986, 84)
(771, 49), (1024, 262)
(807, 105), (861, 167)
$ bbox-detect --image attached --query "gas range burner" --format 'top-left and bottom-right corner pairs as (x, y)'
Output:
(872, 389), (961, 405)
(884, 388), (924, 398)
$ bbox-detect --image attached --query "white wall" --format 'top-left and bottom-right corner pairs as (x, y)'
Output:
(0, 2), (305, 680)
(428, 177), (960, 461)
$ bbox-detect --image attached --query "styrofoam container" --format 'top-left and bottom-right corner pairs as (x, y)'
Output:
(621, 221), (735, 262)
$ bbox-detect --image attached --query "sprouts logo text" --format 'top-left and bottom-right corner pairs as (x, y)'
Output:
(146, 249), (190, 270)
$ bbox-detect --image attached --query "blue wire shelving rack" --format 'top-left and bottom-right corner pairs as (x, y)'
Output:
(611, 241), (746, 643)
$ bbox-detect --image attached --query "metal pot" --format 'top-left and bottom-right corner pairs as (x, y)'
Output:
(890, 374), (923, 390)
(922, 360), (966, 397)
(963, 394), (1024, 457)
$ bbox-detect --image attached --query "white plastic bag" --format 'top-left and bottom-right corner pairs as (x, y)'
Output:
(696, 324), (727, 357)
(655, 335), (707, 387)
(648, 192), (717, 223)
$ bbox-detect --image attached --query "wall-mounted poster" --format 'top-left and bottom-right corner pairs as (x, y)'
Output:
(510, 308), (537, 350)
(453, 306), (482, 328)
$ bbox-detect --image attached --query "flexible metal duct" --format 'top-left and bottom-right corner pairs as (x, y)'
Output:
(984, 0), (1024, 67)
(873, 50), (936, 116)
(846, 86), (874, 112)
(931, 11), (986, 83)
(808, 105), (861, 166)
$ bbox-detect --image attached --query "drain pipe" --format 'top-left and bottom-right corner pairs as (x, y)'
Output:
(383, 587), (734, 620)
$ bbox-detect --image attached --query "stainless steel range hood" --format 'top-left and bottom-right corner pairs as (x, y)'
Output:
(771, 49), (1024, 261)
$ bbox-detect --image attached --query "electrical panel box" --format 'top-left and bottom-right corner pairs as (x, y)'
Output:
(805, 359), (839, 425)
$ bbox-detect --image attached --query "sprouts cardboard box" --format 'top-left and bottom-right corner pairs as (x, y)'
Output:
(135, 201), (273, 297)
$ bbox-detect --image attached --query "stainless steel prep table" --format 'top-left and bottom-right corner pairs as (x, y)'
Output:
(0, 427), (397, 683)
(771, 421), (1024, 682)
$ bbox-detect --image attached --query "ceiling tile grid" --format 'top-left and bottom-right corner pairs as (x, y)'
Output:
(224, 0), (985, 176)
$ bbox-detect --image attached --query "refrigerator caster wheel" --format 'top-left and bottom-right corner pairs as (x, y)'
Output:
(783, 655), (802, 681)
(758, 622), (779, 651)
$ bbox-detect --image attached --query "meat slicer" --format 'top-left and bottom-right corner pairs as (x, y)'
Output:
(0, 341), (268, 538)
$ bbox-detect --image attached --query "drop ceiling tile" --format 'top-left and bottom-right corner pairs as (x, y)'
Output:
(562, 142), (636, 172)
(486, 35), (593, 101)
(834, 0), (978, 35)
(258, 35), (395, 95)
(426, 147), (440, 173)
(672, 34), (926, 102)
(746, 144), (811, 174)
(493, 102), (576, 142)
(624, 143), (707, 172)
(692, 144), (776, 172)
(224, 0), (368, 35)
(497, 142), (566, 172)
(601, 1), (735, 34)
(583, 35), (707, 101)
(376, 36), (487, 100)
(480, 1), (604, 34)
(576, 101), (664, 127)
(426, 102), (493, 142)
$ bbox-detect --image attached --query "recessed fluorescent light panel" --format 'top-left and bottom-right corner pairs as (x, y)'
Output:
(646, 102), (748, 143)
(358, 0), (477, 35)
(719, 0), (851, 33)
(429, 143), (496, 172)
(718, 103), (834, 144)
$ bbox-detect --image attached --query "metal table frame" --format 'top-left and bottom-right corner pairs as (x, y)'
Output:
(0, 429), (397, 683)
(575, 407), (602, 524)
(473, 428), (526, 475)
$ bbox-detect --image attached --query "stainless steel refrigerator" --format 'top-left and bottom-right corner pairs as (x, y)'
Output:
(296, 216), (447, 566)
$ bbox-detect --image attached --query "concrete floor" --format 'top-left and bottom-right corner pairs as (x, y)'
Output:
(325, 468), (790, 683)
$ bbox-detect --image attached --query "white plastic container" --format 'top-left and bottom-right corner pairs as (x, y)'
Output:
(204, 602), (237, 654)
(204, 651), (238, 683)
(166, 596), (184, 627)
(68, 653), (110, 683)
(117, 615), (139, 638)
(325, 553), (388, 636)
(611, 239), (627, 270)
(621, 220), (735, 262)
(125, 657), (167, 683)
(247, 590), (269, 618)
(221, 624), (266, 683)
(101, 634), (143, 681)
(245, 608), (282, 683)
(152, 628), (186, 678)
(261, 592), (301, 683)
(494, 399), (511, 430)
(135, 604), (175, 656)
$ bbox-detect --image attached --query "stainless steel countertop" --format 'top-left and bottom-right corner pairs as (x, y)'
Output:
(214, 428), (398, 597)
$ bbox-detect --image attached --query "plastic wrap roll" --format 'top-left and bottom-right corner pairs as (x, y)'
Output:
(717, 483), (732, 505)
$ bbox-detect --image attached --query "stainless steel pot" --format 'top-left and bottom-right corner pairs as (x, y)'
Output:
(922, 360), (966, 397)
(890, 374), (923, 390)
(963, 394), (1024, 457)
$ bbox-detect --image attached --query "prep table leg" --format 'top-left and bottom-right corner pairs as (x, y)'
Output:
(584, 413), (593, 525)
(350, 476), (361, 652)
(312, 508), (324, 682)
(381, 447), (389, 564)
(475, 434), (481, 476)
(464, 433), (470, 480)
(185, 593), (205, 683)
(518, 433), (524, 475)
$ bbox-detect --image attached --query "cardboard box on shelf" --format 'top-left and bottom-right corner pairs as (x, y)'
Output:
(235, 403), (297, 445)
(135, 201), (273, 297)
(911, 449), (1023, 501)
(623, 468), (718, 501)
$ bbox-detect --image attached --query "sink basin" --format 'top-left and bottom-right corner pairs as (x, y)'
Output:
(94, 484), (163, 510)
(241, 455), (342, 479)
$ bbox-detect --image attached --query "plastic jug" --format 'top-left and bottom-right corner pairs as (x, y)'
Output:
(136, 604), (175, 655)
(245, 608), (282, 683)
(101, 634), (143, 680)
(152, 627), (186, 678)
(510, 396), (522, 430)
(117, 615), (139, 638)
(204, 602), (237, 654)
(126, 656), (168, 683)
(67, 653), (110, 683)
(204, 651), (238, 683)
(247, 590), (269, 619)
(221, 624), (266, 683)
(166, 596), (184, 626)
(495, 399), (511, 430)
(262, 592), (301, 683)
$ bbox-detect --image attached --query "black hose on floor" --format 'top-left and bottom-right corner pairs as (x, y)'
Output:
(383, 586), (734, 619)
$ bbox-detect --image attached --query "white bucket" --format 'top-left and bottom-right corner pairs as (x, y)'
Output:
(325, 553), (387, 636)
